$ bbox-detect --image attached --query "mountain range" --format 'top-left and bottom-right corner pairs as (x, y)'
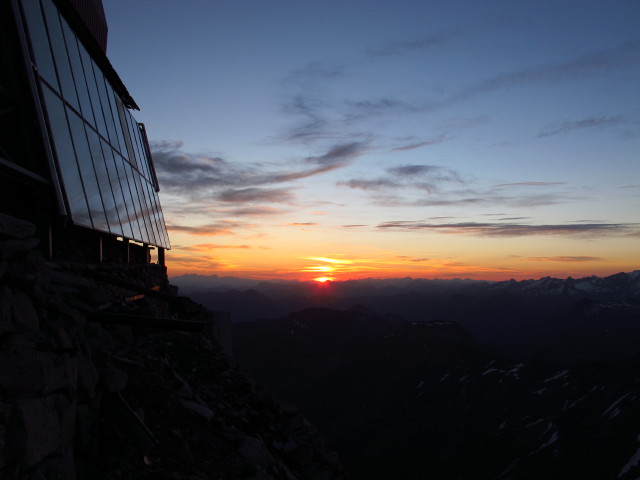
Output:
(169, 271), (640, 478)
(173, 271), (640, 362)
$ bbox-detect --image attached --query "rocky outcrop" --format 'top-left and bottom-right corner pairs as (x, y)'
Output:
(0, 213), (347, 480)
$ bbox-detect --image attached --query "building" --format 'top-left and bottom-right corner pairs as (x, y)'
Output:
(1, 0), (170, 264)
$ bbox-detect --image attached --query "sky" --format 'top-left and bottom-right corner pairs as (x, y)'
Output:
(102, 0), (639, 281)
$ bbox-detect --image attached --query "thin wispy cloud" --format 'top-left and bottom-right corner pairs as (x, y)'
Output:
(339, 164), (465, 195)
(443, 39), (640, 107)
(215, 187), (294, 204)
(537, 115), (626, 138)
(391, 136), (447, 151)
(182, 244), (252, 251)
(518, 256), (606, 262)
(152, 140), (367, 203)
(283, 62), (345, 88)
(367, 32), (453, 57)
(376, 221), (637, 237)
(342, 170), (580, 208)
(343, 39), (640, 120)
(166, 223), (237, 236)
(495, 182), (566, 188)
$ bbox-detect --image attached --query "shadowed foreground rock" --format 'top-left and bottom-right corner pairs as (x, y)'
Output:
(0, 213), (348, 480)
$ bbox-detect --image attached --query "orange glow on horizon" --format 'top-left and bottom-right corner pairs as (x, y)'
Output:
(163, 230), (639, 282)
(313, 277), (334, 283)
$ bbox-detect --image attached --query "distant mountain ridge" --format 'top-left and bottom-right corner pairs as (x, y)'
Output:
(172, 270), (640, 301)
(176, 271), (640, 362)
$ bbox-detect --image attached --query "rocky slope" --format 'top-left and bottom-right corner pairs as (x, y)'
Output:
(0, 213), (347, 480)
(234, 306), (640, 480)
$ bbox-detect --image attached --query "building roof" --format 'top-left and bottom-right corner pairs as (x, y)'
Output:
(54, 0), (139, 110)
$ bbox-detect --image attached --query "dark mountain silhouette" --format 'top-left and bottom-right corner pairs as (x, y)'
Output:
(233, 306), (640, 480)
(177, 270), (640, 361)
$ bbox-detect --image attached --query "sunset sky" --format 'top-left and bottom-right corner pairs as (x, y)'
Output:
(103, 0), (639, 281)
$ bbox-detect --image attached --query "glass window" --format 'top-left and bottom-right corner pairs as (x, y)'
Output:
(115, 156), (141, 240)
(131, 121), (151, 180)
(125, 111), (143, 170)
(20, 0), (59, 91)
(92, 64), (117, 145)
(87, 128), (121, 235)
(67, 109), (109, 232)
(128, 165), (151, 242)
(60, 21), (94, 122)
(131, 170), (154, 244)
(142, 180), (161, 245)
(41, 85), (92, 228)
(104, 83), (124, 153)
(78, 46), (108, 138)
(41, 0), (80, 111)
(157, 207), (170, 248)
(115, 97), (134, 163)
(103, 144), (133, 239)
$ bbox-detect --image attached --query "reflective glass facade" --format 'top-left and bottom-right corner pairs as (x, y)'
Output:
(18, 0), (170, 249)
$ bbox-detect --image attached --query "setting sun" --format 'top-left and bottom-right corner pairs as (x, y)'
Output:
(313, 277), (334, 283)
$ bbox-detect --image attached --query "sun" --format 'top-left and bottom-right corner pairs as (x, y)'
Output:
(313, 277), (334, 283)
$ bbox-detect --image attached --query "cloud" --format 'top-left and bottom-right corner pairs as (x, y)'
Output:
(305, 141), (369, 167)
(287, 222), (317, 226)
(367, 32), (453, 57)
(518, 256), (606, 262)
(223, 207), (287, 217)
(376, 221), (637, 237)
(152, 141), (365, 204)
(283, 62), (344, 88)
(495, 182), (566, 188)
(537, 115), (626, 138)
(391, 136), (447, 151)
(340, 179), (401, 191)
(389, 165), (463, 183)
(339, 164), (465, 195)
(307, 257), (353, 264)
(397, 256), (430, 263)
(345, 98), (424, 120)
(215, 187), (294, 204)
(341, 224), (367, 228)
(182, 243), (252, 251)
(166, 223), (236, 236)
(346, 39), (640, 120)
(444, 39), (640, 106)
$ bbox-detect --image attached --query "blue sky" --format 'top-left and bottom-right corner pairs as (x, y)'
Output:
(102, 0), (639, 280)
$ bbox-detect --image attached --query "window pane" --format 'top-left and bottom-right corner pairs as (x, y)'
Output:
(41, 0), (79, 111)
(62, 22), (94, 122)
(67, 109), (108, 232)
(131, 171), (154, 244)
(125, 111), (142, 169)
(157, 206), (170, 248)
(132, 121), (151, 180)
(78, 46), (108, 138)
(104, 84), (123, 153)
(93, 64), (117, 145)
(142, 180), (161, 245)
(20, 0), (59, 91)
(115, 157), (141, 240)
(103, 143), (132, 239)
(115, 97), (134, 162)
(41, 85), (91, 227)
(87, 128), (120, 235)
(129, 166), (150, 242)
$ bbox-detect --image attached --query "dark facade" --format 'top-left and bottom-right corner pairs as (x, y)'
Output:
(0, 0), (169, 263)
